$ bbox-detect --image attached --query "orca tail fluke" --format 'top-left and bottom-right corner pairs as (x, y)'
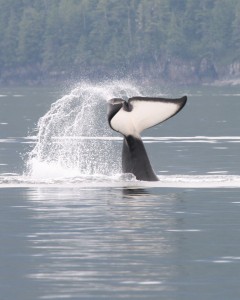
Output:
(107, 95), (187, 181)
(108, 96), (187, 137)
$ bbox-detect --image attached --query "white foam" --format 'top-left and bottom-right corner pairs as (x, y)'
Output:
(27, 135), (240, 143)
(0, 138), (16, 143)
(26, 81), (140, 177)
(51, 136), (122, 141)
(1, 174), (240, 189)
(212, 260), (232, 264)
(213, 147), (228, 149)
(156, 175), (240, 188)
(142, 136), (240, 143)
(28, 159), (82, 180)
(207, 171), (228, 174)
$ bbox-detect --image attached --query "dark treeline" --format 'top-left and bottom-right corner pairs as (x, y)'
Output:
(0, 0), (240, 84)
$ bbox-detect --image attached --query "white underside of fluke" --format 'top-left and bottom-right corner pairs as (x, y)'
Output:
(110, 100), (181, 136)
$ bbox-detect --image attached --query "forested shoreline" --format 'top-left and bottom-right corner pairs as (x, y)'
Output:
(1, 0), (240, 85)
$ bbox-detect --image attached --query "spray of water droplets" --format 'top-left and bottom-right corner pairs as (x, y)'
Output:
(26, 81), (141, 179)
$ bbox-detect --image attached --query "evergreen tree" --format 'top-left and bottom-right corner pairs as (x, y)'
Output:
(0, 0), (239, 81)
(18, 6), (45, 66)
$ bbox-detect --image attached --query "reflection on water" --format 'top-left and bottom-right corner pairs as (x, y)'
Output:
(22, 187), (178, 299)
(122, 188), (150, 198)
(1, 187), (240, 299)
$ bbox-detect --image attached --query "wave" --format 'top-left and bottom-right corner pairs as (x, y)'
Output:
(1, 174), (240, 188)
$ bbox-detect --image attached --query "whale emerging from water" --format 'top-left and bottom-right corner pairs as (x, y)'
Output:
(107, 95), (187, 181)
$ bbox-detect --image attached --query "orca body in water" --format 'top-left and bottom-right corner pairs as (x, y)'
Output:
(107, 96), (187, 181)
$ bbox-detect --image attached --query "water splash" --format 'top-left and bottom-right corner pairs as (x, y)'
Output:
(26, 81), (141, 179)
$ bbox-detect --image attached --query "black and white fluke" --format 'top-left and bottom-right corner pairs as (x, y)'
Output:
(107, 95), (187, 181)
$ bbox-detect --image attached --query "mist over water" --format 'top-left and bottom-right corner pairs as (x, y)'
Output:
(26, 81), (141, 179)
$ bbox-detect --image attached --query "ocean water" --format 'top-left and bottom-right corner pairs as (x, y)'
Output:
(0, 82), (240, 299)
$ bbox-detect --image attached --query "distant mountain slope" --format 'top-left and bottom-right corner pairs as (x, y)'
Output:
(0, 0), (239, 84)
